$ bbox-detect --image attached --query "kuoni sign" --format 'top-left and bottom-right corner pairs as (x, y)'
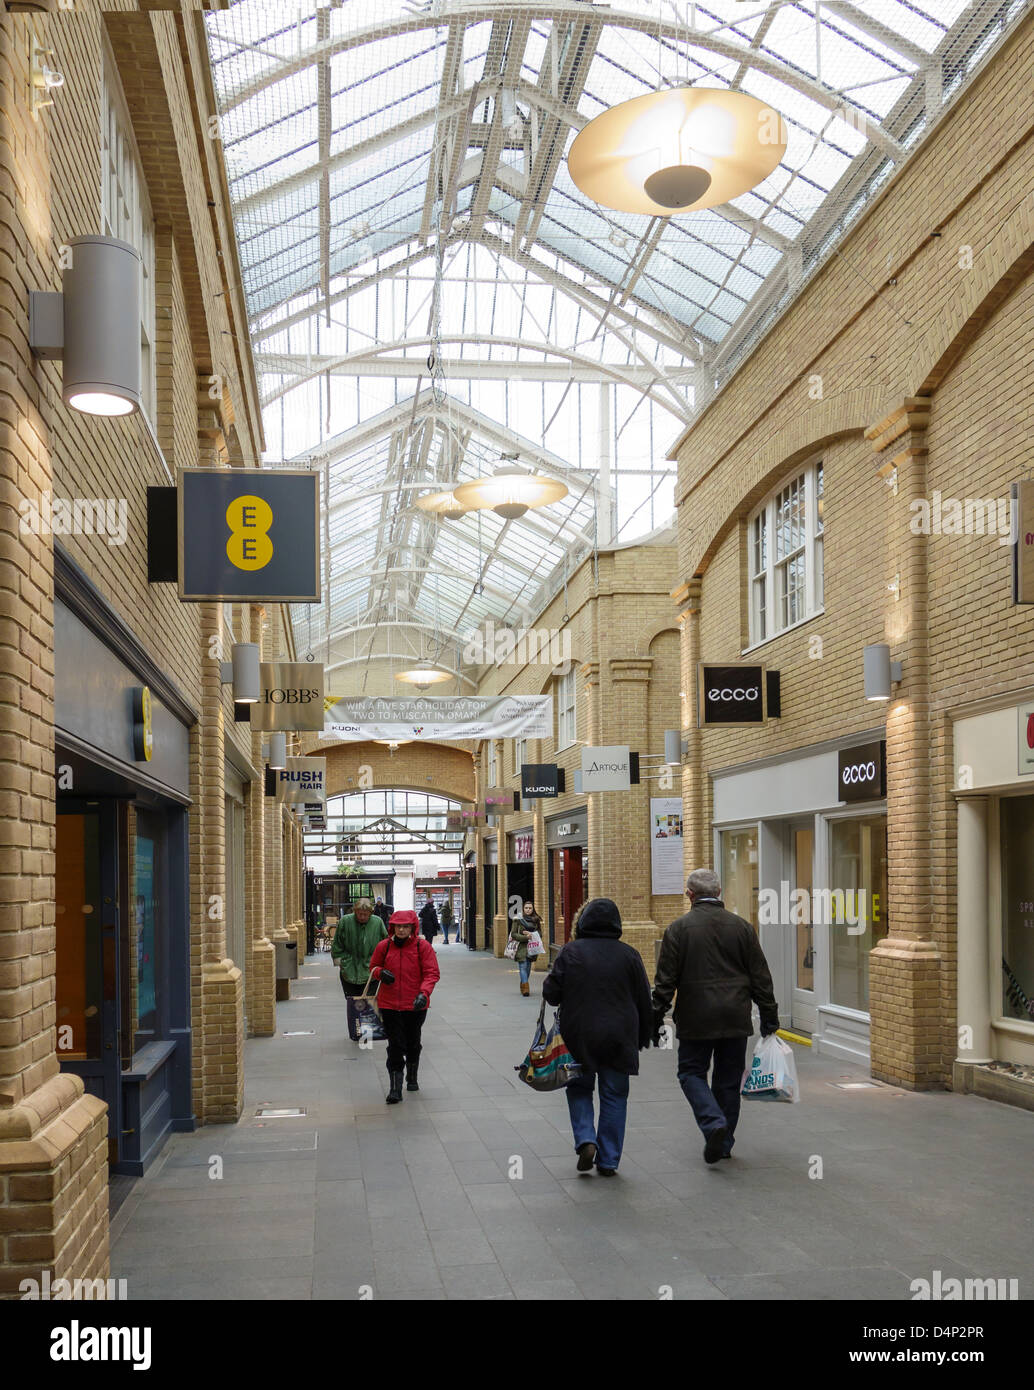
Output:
(178, 468), (320, 602)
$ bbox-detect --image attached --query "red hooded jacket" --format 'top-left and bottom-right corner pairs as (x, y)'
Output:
(370, 912), (440, 1011)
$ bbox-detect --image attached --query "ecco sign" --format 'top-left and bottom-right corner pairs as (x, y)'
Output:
(837, 741), (886, 803)
(698, 664), (767, 726)
(251, 662), (326, 732)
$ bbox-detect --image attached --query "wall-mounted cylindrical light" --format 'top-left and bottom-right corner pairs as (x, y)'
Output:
(268, 731), (287, 769)
(863, 643), (903, 702)
(29, 235), (141, 416)
(232, 642), (260, 703)
(664, 729), (683, 764)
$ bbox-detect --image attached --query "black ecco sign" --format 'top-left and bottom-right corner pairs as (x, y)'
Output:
(837, 741), (886, 802)
(699, 664), (767, 726)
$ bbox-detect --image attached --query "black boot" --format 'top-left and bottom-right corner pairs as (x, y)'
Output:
(406, 1060), (419, 1092)
(386, 1070), (404, 1104)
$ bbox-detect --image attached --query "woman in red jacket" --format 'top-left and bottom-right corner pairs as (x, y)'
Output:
(369, 909), (441, 1104)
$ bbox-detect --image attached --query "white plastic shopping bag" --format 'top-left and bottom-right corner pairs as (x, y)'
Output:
(741, 1034), (800, 1103)
(526, 930), (544, 957)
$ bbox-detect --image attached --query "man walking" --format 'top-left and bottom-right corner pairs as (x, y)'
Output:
(331, 898), (387, 1042)
(418, 891), (439, 945)
(652, 868), (780, 1164)
(440, 899), (454, 944)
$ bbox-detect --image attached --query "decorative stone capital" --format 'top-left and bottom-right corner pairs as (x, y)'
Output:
(608, 657), (653, 683)
(671, 577), (702, 615)
(864, 397), (931, 455)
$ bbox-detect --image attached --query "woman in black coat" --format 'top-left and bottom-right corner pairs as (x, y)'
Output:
(541, 898), (653, 1176)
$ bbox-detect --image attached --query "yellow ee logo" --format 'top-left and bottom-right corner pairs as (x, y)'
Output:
(133, 686), (153, 762)
(226, 495), (273, 571)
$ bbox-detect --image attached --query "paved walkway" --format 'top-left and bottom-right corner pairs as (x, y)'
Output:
(111, 944), (1034, 1300)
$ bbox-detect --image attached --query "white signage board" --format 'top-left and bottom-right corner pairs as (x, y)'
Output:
(1013, 481), (1034, 604)
(650, 798), (685, 895)
(1019, 702), (1034, 775)
(275, 757), (326, 809)
(321, 695), (552, 741)
(581, 745), (631, 792)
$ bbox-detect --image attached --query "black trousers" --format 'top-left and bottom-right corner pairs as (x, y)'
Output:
(380, 1008), (426, 1073)
(338, 974), (364, 1040)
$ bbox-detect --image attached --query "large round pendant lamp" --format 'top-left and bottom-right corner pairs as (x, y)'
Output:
(394, 668), (451, 692)
(416, 490), (468, 521)
(453, 467), (568, 521)
(568, 89), (787, 216)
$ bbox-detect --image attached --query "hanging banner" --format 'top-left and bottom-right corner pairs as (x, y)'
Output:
(274, 757), (326, 809)
(650, 798), (684, 895)
(250, 663), (325, 731)
(321, 694), (552, 741)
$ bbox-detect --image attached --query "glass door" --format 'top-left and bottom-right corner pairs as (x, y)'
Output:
(56, 802), (122, 1163)
(790, 822), (817, 1034)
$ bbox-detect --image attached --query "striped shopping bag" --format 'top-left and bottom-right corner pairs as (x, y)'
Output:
(515, 1001), (581, 1091)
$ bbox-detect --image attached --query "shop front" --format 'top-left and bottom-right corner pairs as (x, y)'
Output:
(464, 849), (477, 950)
(954, 699), (1034, 1086)
(712, 732), (888, 1064)
(482, 835), (498, 951)
(54, 554), (195, 1174)
(546, 810), (588, 946)
(506, 829), (535, 911)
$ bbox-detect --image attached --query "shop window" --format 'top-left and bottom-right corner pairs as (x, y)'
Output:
(133, 817), (160, 1038)
(1000, 795), (1034, 1023)
(487, 742), (497, 786)
(101, 54), (156, 422)
(720, 827), (758, 928)
(555, 668), (577, 749)
(828, 815), (888, 1013)
(747, 460), (823, 646)
(514, 735), (527, 774)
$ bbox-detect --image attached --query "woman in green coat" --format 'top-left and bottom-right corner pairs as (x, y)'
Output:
(331, 898), (387, 1041)
(510, 901), (541, 997)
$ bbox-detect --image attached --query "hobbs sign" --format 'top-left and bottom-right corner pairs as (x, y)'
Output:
(250, 662), (326, 732)
(837, 741), (886, 803)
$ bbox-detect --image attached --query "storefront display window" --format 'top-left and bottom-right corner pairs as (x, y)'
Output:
(829, 815), (888, 1012)
(720, 827), (758, 927)
(134, 826), (158, 1036)
(1000, 795), (1034, 1023)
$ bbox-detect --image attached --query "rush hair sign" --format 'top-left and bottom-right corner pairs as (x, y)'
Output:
(837, 741), (887, 803)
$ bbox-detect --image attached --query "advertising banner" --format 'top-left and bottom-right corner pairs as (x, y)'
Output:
(650, 798), (684, 895)
(274, 757), (326, 809)
(250, 662), (325, 731)
(321, 694), (552, 741)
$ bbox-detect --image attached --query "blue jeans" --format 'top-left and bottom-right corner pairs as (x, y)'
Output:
(441, 924), (451, 942)
(676, 1037), (748, 1155)
(564, 1066), (630, 1171)
(518, 957), (533, 984)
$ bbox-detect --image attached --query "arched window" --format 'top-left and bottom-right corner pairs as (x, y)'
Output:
(747, 460), (824, 646)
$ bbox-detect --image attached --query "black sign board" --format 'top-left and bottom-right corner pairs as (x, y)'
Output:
(178, 468), (320, 602)
(699, 664), (767, 726)
(837, 741), (887, 803)
(521, 764), (563, 798)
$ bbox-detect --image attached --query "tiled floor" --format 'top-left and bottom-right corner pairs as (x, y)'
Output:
(110, 945), (1034, 1300)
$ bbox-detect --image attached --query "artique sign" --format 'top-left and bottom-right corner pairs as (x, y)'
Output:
(178, 467), (320, 602)
(837, 741), (886, 803)
(581, 745), (632, 792)
(250, 663), (325, 732)
(521, 763), (561, 798)
(699, 664), (767, 726)
(1012, 480), (1034, 604)
(321, 694), (552, 741)
(274, 757), (326, 809)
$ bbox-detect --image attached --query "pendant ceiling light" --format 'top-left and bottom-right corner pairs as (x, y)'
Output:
(453, 466), (568, 521)
(415, 490), (468, 521)
(394, 668), (451, 691)
(568, 89), (787, 216)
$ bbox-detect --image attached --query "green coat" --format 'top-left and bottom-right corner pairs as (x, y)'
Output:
(331, 913), (387, 986)
(509, 917), (532, 963)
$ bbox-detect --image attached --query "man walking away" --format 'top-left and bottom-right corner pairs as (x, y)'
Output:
(543, 899), (653, 1176)
(419, 892), (439, 945)
(370, 910), (441, 1102)
(440, 899), (454, 944)
(331, 898), (387, 1042)
(652, 868), (780, 1165)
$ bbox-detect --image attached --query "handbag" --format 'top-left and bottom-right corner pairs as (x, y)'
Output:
(515, 1001), (580, 1091)
(525, 930), (544, 957)
(504, 936), (519, 960)
(354, 971), (386, 1040)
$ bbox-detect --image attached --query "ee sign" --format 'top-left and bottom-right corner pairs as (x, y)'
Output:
(699, 664), (766, 726)
(178, 468), (320, 602)
(837, 741), (886, 803)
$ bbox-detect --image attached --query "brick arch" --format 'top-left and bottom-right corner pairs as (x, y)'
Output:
(636, 617), (681, 653)
(301, 740), (476, 804)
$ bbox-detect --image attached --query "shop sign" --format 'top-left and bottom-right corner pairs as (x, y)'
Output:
(521, 763), (562, 798)
(483, 786), (518, 817)
(250, 663), (325, 731)
(650, 798), (684, 895)
(581, 745), (633, 792)
(1012, 481), (1034, 604)
(447, 808), (486, 831)
(275, 756), (326, 808)
(131, 686), (153, 762)
(1018, 703), (1034, 775)
(178, 468), (320, 602)
(512, 832), (533, 862)
(699, 664), (767, 725)
(837, 741), (886, 803)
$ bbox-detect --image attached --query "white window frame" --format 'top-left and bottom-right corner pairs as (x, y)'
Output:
(555, 668), (576, 750)
(514, 735), (527, 775)
(487, 742), (497, 787)
(745, 459), (824, 649)
(101, 50), (156, 422)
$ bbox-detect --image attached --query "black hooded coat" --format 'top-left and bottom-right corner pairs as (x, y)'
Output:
(541, 899), (653, 1075)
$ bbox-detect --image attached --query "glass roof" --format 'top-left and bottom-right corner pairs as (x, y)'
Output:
(206, 0), (1025, 688)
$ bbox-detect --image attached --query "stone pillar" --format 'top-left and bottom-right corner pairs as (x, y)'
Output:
(607, 658), (659, 975)
(246, 605), (274, 1035)
(955, 797), (992, 1068)
(865, 398), (943, 1089)
(673, 579), (705, 870)
(493, 741), (508, 955)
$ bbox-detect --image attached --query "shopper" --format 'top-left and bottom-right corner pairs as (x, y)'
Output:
(418, 892), (439, 945)
(652, 868), (780, 1164)
(509, 902), (542, 996)
(369, 909), (441, 1102)
(331, 898), (387, 1042)
(542, 898), (653, 1176)
(440, 899), (454, 944)
(373, 898), (388, 925)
